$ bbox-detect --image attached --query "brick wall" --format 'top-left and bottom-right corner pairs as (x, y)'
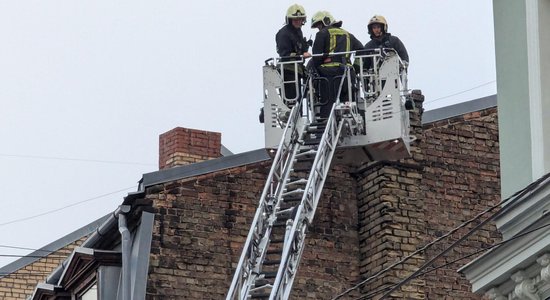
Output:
(145, 162), (361, 299)
(3, 100), (502, 299)
(355, 91), (427, 299)
(159, 127), (222, 169)
(0, 239), (84, 300)
(146, 95), (501, 299)
(421, 107), (501, 299)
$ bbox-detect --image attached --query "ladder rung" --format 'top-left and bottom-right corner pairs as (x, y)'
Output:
(303, 138), (321, 146)
(286, 178), (308, 186)
(266, 249), (281, 255)
(282, 193), (303, 202)
(250, 293), (271, 299)
(310, 119), (328, 126)
(254, 279), (271, 287)
(296, 149), (317, 158)
(273, 221), (286, 228)
(306, 126), (325, 134)
(282, 189), (304, 197)
(292, 165), (312, 172)
(263, 259), (281, 266)
(263, 271), (278, 278)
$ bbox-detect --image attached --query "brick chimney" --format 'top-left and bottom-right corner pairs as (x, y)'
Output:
(159, 127), (222, 169)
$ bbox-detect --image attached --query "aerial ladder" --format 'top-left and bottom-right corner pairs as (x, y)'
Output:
(227, 48), (414, 300)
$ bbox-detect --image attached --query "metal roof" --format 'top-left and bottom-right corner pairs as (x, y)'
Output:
(422, 94), (497, 124)
(140, 148), (271, 188)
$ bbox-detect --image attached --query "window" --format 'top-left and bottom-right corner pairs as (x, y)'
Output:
(78, 284), (97, 300)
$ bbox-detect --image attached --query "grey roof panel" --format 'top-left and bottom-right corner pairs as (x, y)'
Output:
(141, 148), (271, 188)
(221, 144), (233, 156)
(423, 94), (497, 124)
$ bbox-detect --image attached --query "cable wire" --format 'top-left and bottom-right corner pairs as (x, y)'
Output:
(331, 196), (505, 300)
(378, 174), (550, 299)
(424, 80), (496, 105)
(0, 186), (136, 227)
(332, 172), (550, 300)
(0, 254), (66, 259)
(0, 245), (57, 252)
(0, 153), (155, 166)
(353, 221), (550, 300)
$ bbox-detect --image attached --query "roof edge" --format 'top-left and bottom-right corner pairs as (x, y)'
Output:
(140, 148), (271, 189)
(423, 94), (497, 124)
(0, 215), (109, 277)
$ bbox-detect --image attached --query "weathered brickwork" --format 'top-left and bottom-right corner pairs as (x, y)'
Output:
(356, 162), (426, 299)
(159, 127), (222, 169)
(145, 162), (360, 299)
(355, 92), (427, 299)
(0, 239), (83, 300)
(421, 107), (501, 299)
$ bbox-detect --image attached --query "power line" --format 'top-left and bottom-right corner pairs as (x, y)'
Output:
(332, 172), (550, 300)
(424, 80), (496, 105)
(0, 245), (56, 252)
(0, 254), (66, 259)
(0, 272), (53, 277)
(330, 195), (504, 300)
(352, 222), (550, 300)
(0, 153), (155, 166)
(0, 186), (136, 227)
(378, 173), (550, 299)
(0, 245), (66, 259)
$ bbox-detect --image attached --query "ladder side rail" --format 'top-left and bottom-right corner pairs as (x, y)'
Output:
(304, 112), (343, 217)
(378, 48), (409, 97)
(281, 112), (344, 300)
(228, 111), (297, 299)
(334, 66), (354, 105)
(277, 57), (304, 104)
(356, 54), (381, 99)
(226, 98), (305, 300)
(269, 105), (344, 300)
(252, 109), (309, 276)
(246, 99), (309, 298)
(305, 74), (316, 123)
(396, 57), (412, 144)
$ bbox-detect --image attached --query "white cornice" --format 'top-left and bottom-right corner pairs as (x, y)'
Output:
(496, 177), (550, 239)
(461, 216), (550, 294)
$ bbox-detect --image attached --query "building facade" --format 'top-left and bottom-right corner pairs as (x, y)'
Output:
(0, 92), (504, 299)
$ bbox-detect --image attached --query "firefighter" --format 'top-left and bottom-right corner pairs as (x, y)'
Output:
(311, 11), (363, 118)
(364, 15), (409, 66)
(276, 4), (312, 103)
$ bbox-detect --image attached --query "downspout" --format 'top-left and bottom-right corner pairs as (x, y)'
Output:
(118, 205), (131, 300)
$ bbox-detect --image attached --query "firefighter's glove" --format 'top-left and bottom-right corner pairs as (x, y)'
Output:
(302, 37), (313, 52)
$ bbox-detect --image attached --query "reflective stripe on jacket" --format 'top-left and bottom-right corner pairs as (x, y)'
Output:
(312, 25), (363, 69)
(323, 27), (352, 67)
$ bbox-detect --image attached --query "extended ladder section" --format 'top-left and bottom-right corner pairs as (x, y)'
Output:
(227, 87), (350, 299)
(229, 49), (413, 299)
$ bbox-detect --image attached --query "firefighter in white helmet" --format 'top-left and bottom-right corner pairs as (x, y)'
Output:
(275, 4), (312, 102)
(365, 15), (409, 66)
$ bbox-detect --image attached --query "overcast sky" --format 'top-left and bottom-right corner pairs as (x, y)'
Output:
(0, 0), (496, 268)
